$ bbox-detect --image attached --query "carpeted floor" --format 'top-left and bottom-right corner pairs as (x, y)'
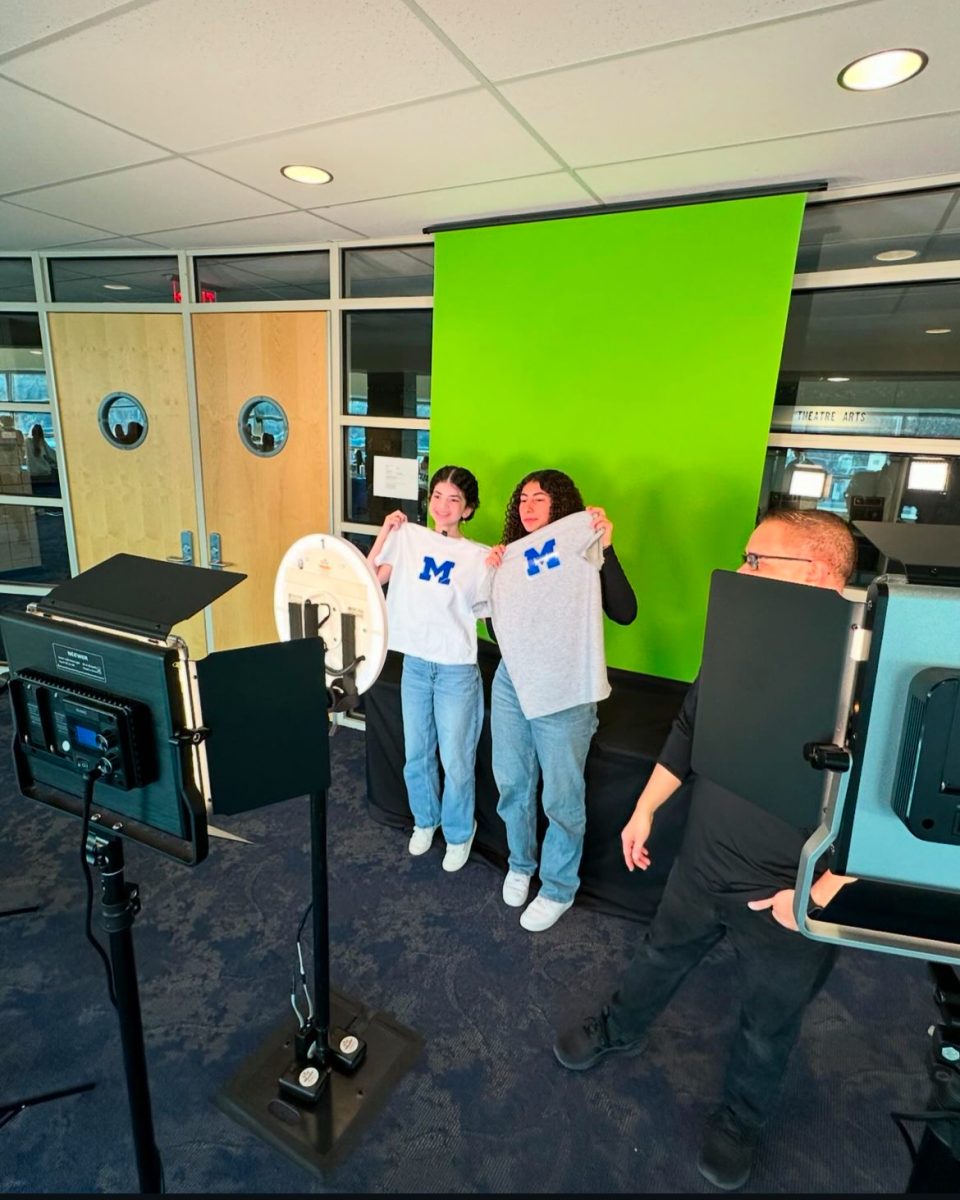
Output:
(0, 704), (942, 1194)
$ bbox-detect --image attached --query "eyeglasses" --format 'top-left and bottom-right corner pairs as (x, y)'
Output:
(741, 551), (813, 571)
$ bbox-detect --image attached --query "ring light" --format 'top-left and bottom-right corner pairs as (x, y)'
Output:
(273, 533), (387, 700)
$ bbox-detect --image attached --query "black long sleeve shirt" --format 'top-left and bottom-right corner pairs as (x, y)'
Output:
(659, 676), (816, 897)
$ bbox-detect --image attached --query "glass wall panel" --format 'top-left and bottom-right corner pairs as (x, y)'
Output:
(0, 258), (36, 302)
(758, 448), (960, 585)
(774, 282), (960, 438)
(342, 531), (375, 555)
(343, 425), (429, 526)
(344, 310), (432, 417)
(48, 256), (180, 302)
(798, 187), (960, 272)
(0, 315), (47, 407)
(0, 504), (69, 584)
(343, 246), (434, 297)
(194, 251), (330, 302)
(0, 411), (59, 498)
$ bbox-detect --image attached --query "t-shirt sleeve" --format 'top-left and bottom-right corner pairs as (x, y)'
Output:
(374, 526), (401, 568)
(472, 562), (495, 617)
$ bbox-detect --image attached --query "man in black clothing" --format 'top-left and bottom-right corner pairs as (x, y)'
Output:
(553, 509), (857, 1192)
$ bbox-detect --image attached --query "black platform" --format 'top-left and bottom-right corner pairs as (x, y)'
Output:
(217, 988), (423, 1175)
(364, 641), (690, 922)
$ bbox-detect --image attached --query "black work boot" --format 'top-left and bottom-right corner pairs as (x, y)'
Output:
(552, 1006), (644, 1071)
(697, 1106), (760, 1191)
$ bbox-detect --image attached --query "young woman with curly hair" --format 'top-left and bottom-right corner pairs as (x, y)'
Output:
(485, 469), (636, 931)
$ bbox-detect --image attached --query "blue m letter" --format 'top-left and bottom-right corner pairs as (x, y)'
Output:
(524, 538), (561, 576)
(419, 556), (455, 585)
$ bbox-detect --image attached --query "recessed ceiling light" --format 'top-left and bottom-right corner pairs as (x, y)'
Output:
(280, 164), (333, 185)
(838, 48), (928, 91)
(103, 283), (131, 291)
(874, 248), (919, 262)
(925, 327), (952, 334)
(827, 376), (850, 382)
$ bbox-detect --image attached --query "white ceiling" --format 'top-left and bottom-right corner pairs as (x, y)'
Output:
(0, 0), (958, 252)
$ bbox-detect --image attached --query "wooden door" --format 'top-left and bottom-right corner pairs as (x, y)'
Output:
(192, 311), (330, 650)
(48, 312), (208, 656)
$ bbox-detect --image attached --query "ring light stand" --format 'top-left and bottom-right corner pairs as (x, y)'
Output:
(218, 533), (421, 1175)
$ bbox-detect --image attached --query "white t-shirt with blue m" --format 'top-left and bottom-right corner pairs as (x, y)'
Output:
(482, 510), (609, 719)
(376, 522), (491, 665)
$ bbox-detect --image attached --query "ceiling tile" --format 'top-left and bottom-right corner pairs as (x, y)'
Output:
(0, 201), (113, 249)
(140, 210), (361, 249)
(314, 172), (596, 237)
(2, 0), (477, 150)
(500, 0), (960, 168)
(418, 0), (857, 79)
(0, 78), (164, 193)
(0, 0), (134, 54)
(11, 159), (293, 235)
(577, 112), (960, 204)
(191, 91), (560, 208)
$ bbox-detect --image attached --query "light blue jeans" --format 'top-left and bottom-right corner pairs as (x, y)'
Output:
(491, 661), (598, 903)
(401, 655), (483, 846)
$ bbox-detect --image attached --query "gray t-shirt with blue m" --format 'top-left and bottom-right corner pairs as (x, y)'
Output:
(481, 510), (610, 719)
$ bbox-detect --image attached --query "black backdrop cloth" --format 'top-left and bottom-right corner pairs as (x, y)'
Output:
(363, 641), (690, 922)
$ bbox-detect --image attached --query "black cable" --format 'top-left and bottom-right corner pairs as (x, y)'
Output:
(79, 770), (118, 1010)
(324, 652), (365, 675)
(297, 903), (314, 1011)
(890, 1108), (960, 1164)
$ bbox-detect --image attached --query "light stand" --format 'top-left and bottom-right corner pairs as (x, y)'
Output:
(0, 553), (245, 1193)
(207, 635), (422, 1175)
(86, 830), (163, 1194)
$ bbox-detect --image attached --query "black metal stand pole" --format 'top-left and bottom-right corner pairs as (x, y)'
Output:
(309, 789), (331, 1068)
(91, 835), (163, 1195)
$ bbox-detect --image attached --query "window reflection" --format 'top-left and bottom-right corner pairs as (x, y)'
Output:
(0, 412), (60, 499)
(99, 393), (148, 448)
(239, 396), (288, 456)
(344, 311), (432, 417)
(344, 426), (429, 526)
(759, 448), (960, 585)
(344, 246), (434, 298)
(0, 504), (69, 584)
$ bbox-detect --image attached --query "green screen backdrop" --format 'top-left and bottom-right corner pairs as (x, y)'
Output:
(430, 194), (806, 681)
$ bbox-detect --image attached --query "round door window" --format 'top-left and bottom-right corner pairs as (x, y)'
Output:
(99, 393), (148, 449)
(239, 396), (288, 457)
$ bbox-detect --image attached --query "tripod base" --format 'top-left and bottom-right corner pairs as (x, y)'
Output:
(216, 987), (422, 1174)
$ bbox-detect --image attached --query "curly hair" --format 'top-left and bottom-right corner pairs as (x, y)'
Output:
(502, 469), (584, 544)
(429, 465), (479, 522)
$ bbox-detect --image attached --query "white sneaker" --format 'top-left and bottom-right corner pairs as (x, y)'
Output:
(442, 821), (477, 873)
(520, 896), (573, 932)
(408, 825), (437, 856)
(502, 870), (532, 907)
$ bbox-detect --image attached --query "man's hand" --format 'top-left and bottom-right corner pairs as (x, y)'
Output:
(621, 807), (653, 872)
(747, 890), (799, 932)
